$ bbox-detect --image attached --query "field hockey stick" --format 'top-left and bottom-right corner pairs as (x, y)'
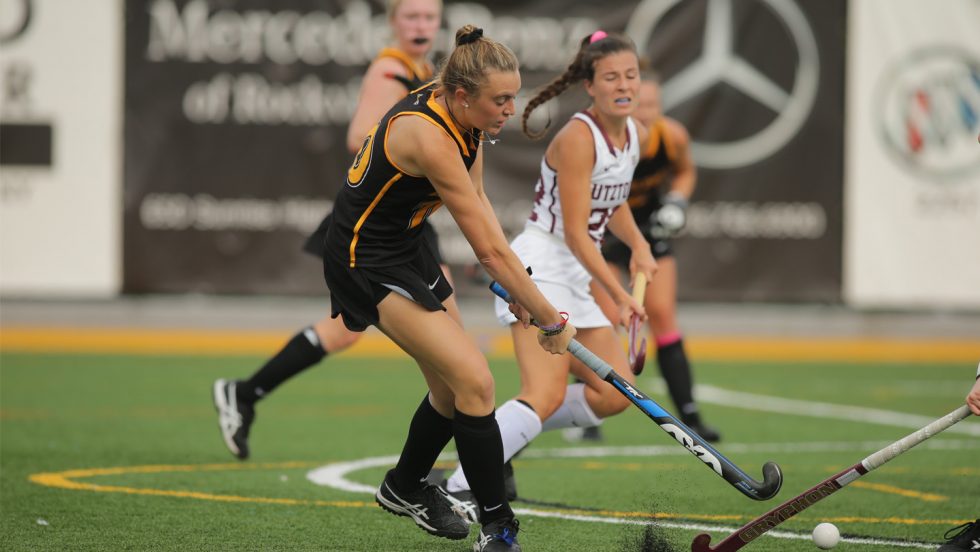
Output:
(628, 272), (648, 375)
(690, 404), (972, 552)
(490, 281), (783, 501)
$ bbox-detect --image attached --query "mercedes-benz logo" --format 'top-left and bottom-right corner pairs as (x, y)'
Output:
(626, 0), (820, 169)
(0, 0), (32, 45)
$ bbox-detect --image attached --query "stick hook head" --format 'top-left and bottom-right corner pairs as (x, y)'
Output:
(691, 532), (714, 552)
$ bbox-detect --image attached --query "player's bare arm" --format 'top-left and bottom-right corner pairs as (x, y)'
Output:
(469, 149), (513, 254)
(346, 58), (411, 153)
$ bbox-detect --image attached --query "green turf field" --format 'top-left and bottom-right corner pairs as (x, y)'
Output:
(1, 351), (977, 551)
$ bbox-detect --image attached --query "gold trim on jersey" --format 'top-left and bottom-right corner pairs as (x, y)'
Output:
(377, 47), (433, 83)
(383, 113), (424, 177)
(383, 111), (468, 176)
(426, 92), (470, 156)
(408, 195), (443, 229)
(643, 119), (662, 159)
(661, 119), (678, 162)
(629, 118), (677, 209)
(349, 173), (403, 267)
(643, 117), (679, 163)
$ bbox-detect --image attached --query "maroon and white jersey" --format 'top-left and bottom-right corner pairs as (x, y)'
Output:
(526, 111), (640, 243)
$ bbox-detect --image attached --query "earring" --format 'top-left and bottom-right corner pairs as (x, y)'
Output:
(464, 103), (469, 108)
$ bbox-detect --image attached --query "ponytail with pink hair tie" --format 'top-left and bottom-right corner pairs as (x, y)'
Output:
(589, 30), (608, 44)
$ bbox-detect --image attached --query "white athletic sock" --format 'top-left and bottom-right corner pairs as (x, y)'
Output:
(541, 383), (603, 431)
(445, 399), (542, 493)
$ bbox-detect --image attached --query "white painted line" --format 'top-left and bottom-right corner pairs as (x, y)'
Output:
(306, 383), (977, 549)
(307, 454), (400, 493)
(306, 442), (956, 550)
(661, 381), (980, 436)
(307, 439), (980, 492)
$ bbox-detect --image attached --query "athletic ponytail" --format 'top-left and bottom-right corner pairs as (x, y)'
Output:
(522, 31), (637, 139)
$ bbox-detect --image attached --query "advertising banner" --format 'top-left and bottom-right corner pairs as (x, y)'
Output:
(124, 0), (845, 301)
(0, 0), (122, 296)
(626, 0), (845, 302)
(844, 0), (980, 308)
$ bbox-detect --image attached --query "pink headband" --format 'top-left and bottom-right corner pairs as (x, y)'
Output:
(589, 30), (608, 44)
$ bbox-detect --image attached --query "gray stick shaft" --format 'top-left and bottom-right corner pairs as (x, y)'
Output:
(862, 405), (971, 470)
(568, 340), (612, 380)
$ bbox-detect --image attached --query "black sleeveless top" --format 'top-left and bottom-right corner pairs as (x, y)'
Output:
(328, 83), (482, 268)
(626, 117), (678, 223)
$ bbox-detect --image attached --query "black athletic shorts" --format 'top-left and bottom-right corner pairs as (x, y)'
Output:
(602, 226), (673, 270)
(304, 212), (444, 265)
(322, 238), (453, 332)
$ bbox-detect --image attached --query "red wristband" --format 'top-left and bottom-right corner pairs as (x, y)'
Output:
(538, 312), (569, 336)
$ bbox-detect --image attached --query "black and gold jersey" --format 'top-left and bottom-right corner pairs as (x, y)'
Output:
(626, 117), (678, 223)
(328, 83), (482, 268)
(378, 47), (434, 92)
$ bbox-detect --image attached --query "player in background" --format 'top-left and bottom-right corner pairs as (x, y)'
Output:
(591, 75), (720, 442)
(440, 30), (658, 508)
(323, 25), (574, 551)
(212, 0), (444, 460)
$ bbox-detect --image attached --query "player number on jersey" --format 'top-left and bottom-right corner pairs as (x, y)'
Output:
(348, 124), (378, 187)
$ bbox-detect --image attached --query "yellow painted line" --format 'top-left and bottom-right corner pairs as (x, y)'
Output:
(27, 462), (969, 529)
(29, 462), (739, 521)
(28, 462), (370, 509)
(3, 326), (979, 362)
(1, 327), (335, 357)
(850, 481), (947, 502)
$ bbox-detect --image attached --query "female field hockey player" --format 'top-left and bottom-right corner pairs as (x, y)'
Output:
(213, 0), (455, 461)
(442, 30), (658, 505)
(322, 26), (575, 552)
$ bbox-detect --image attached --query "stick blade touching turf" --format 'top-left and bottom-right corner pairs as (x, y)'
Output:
(690, 532), (715, 552)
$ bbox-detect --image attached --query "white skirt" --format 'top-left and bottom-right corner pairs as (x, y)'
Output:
(494, 226), (612, 329)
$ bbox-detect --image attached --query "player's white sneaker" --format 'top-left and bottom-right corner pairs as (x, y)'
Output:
(212, 379), (254, 459)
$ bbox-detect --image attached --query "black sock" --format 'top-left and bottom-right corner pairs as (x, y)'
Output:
(236, 327), (326, 404)
(657, 338), (698, 419)
(453, 409), (513, 524)
(391, 395), (454, 492)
